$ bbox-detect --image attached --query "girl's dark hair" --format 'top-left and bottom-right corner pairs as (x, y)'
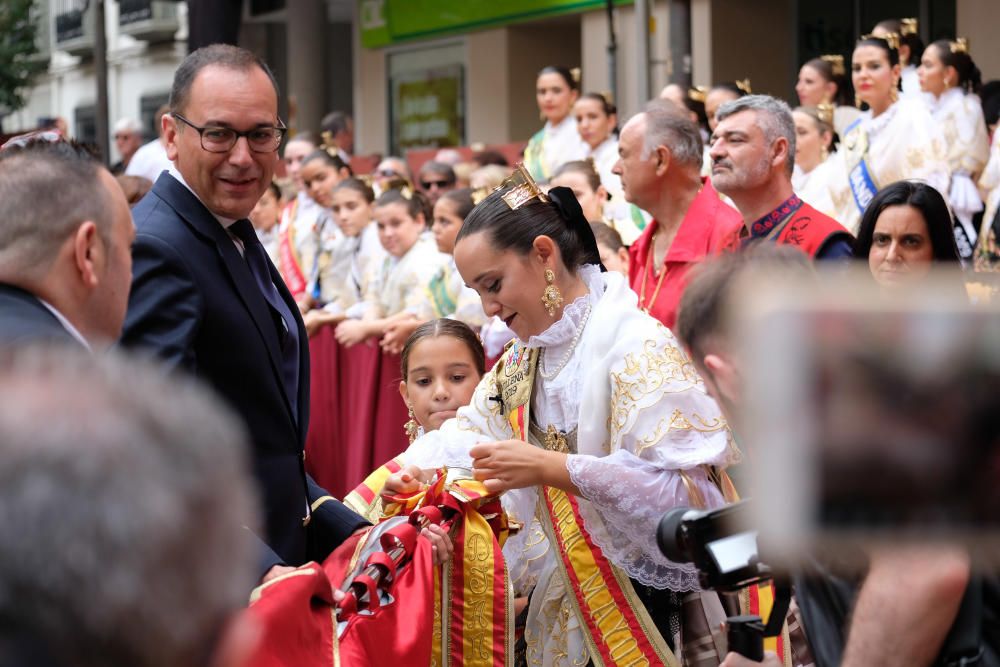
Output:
(854, 181), (960, 263)
(928, 40), (982, 95)
(551, 160), (602, 193)
(332, 177), (375, 203)
(590, 221), (624, 252)
(301, 148), (353, 176)
(873, 19), (925, 65)
(400, 319), (486, 381)
(682, 90), (709, 130)
(456, 187), (600, 271)
(537, 65), (580, 92)
(855, 35), (901, 68)
(438, 188), (476, 220)
(802, 57), (853, 107)
(374, 188), (432, 225)
(579, 92), (617, 117)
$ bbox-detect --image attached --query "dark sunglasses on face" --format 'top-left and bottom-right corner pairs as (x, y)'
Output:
(421, 180), (452, 189)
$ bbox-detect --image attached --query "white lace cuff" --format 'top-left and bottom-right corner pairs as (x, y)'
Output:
(566, 449), (726, 591)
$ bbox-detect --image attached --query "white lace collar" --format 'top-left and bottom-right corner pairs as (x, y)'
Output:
(524, 264), (605, 349)
(927, 87), (965, 116)
(865, 100), (901, 137)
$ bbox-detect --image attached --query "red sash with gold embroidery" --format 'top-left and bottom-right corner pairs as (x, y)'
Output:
(278, 199), (309, 297)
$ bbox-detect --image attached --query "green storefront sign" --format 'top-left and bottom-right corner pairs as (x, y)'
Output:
(359, 0), (632, 48)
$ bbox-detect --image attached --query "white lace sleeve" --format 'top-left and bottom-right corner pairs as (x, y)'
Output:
(566, 450), (726, 591)
(403, 367), (512, 470)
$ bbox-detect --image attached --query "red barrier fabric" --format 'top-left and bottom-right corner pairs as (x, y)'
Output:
(305, 328), (410, 498)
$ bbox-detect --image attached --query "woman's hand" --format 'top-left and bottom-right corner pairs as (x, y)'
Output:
(334, 319), (371, 347)
(469, 440), (567, 494)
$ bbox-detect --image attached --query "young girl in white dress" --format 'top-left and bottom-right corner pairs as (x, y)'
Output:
(791, 106), (838, 218)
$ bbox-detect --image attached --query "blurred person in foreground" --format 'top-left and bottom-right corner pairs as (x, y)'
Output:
(675, 248), (974, 667)
(0, 137), (134, 349)
(0, 345), (260, 667)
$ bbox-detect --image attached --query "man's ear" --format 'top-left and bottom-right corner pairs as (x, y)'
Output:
(772, 136), (790, 171)
(654, 145), (671, 175)
(72, 221), (102, 288)
(163, 113), (180, 161)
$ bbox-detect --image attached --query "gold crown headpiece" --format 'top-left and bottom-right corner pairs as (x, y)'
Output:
(600, 90), (615, 106)
(498, 163), (549, 210)
(820, 54), (846, 77)
(688, 85), (708, 103)
(570, 67), (582, 85)
(900, 18), (918, 36)
(951, 38), (969, 54)
(863, 31), (900, 51)
(735, 78), (752, 94)
(815, 102), (835, 127)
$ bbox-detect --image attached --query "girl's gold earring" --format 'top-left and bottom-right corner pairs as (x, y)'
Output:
(404, 405), (419, 444)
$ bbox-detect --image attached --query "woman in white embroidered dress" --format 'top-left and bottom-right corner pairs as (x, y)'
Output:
(918, 39), (991, 259)
(828, 34), (949, 234)
(390, 169), (737, 665)
(791, 106), (838, 218)
(523, 66), (589, 183)
(795, 55), (862, 138)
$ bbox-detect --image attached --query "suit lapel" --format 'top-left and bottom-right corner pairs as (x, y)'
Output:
(151, 176), (297, 425)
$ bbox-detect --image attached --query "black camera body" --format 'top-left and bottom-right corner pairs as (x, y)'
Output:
(658, 500), (789, 662)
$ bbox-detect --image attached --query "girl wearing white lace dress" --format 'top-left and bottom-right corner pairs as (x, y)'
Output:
(389, 167), (739, 666)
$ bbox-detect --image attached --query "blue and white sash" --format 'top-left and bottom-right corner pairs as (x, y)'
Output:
(843, 118), (879, 214)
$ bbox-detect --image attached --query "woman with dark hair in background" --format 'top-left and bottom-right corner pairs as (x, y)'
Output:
(523, 66), (589, 182)
(704, 79), (750, 133)
(918, 38), (991, 259)
(854, 180), (961, 292)
(389, 165), (737, 666)
(796, 55), (862, 136)
(872, 17), (926, 100)
(829, 34), (948, 233)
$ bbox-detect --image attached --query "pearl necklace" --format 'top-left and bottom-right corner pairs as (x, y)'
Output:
(538, 302), (592, 380)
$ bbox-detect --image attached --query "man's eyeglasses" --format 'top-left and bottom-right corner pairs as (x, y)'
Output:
(375, 168), (401, 178)
(173, 113), (286, 154)
(421, 179), (453, 190)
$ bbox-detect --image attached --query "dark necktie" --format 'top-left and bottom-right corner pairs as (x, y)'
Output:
(230, 219), (300, 419)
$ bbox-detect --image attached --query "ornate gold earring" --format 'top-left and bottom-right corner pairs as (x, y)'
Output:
(404, 405), (420, 444)
(890, 84), (899, 103)
(541, 268), (563, 317)
(855, 93), (862, 109)
(821, 145), (829, 162)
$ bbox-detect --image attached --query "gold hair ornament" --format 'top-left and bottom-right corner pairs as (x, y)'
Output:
(600, 90), (615, 105)
(900, 18), (918, 36)
(816, 102), (835, 127)
(471, 187), (490, 205)
(688, 86), (708, 103)
(570, 67), (582, 84)
(951, 38), (969, 54)
(735, 78), (753, 94)
(499, 163), (549, 210)
(864, 32), (900, 51)
(820, 54), (846, 77)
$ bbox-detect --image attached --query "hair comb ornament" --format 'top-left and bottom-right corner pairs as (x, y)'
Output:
(471, 187), (490, 206)
(863, 32), (900, 51)
(688, 86), (708, 103)
(735, 79), (753, 94)
(820, 54), (846, 77)
(499, 163), (549, 210)
(570, 67), (582, 84)
(951, 38), (969, 54)
(600, 90), (615, 105)
(900, 18), (918, 36)
(816, 103), (835, 127)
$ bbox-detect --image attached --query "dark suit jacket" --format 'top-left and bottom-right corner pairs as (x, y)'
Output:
(0, 284), (81, 347)
(121, 174), (367, 573)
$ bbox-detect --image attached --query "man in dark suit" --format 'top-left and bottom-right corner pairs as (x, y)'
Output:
(121, 44), (368, 582)
(0, 138), (134, 349)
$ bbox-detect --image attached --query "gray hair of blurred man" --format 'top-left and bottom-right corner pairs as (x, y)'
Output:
(0, 140), (111, 282)
(113, 117), (143, 135)
(715, 94), (797, 177)
(639, 99), (704, 169)
(0, 345), (259, 667)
